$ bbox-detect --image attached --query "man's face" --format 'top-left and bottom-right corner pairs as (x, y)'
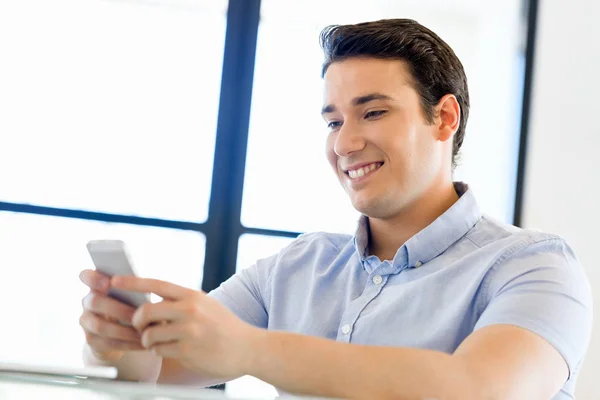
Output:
(322, 57), (447, 219)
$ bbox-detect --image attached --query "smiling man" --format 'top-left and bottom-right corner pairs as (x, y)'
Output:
(79, 19), (592, 400)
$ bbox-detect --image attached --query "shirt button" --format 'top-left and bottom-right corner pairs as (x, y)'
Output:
(372, 275), (383, 285)
(341, 324), (352, 335)
(415, 261), (423, 268)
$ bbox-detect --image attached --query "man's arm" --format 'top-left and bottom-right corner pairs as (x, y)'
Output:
(245, 237), (591, 399)
(114, 276), (569, 399)
(156, 358), (238, 387)
(246, 323), (567, 400)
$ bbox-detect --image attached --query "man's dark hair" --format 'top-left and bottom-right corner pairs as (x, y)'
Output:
(320, 19), (470, 170)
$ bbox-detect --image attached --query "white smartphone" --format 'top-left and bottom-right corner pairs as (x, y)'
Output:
(86, 240), (150, 308)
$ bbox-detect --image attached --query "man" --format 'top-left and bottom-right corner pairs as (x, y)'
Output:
(79, 19), (592, 399)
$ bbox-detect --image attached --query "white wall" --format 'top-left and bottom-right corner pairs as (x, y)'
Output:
(522, 0), (600, 398)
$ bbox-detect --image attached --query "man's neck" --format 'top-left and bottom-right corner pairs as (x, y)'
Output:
(368, 181), (460, 261)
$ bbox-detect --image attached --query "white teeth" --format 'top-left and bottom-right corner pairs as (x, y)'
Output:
(347, 163), (381, 179)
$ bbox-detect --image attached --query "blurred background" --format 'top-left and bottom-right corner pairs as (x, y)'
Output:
(0, 0), (597, 398)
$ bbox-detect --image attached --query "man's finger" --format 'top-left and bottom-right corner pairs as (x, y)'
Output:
(82, 292), (137, 325)
(132, 301), (179, 331)
(86, 332), (145, 352)
(140, 321), (189, 349)
(80, 312), (141, 342)
(111, 276), (194, 301)
(132, 300), (201, 331)
(79, 269), (110, 293)
(150, 341), (182, 359)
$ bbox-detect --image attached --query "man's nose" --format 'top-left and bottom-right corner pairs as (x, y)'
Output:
(334, 122), (366, 157)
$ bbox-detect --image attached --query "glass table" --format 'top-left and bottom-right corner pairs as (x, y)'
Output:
(0, 371), (337, 400)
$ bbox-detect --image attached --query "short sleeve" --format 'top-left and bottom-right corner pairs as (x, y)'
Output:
(207, 252), (278, 329)
(474, 237), (593, 377)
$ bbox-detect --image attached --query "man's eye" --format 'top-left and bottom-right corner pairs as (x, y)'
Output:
(327, 121), (342, 129)
(365, 110), (387, 119)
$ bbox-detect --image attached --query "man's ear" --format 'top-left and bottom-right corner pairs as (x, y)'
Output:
(436, 94), (460, 142)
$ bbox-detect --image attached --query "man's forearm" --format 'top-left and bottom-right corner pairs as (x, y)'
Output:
(246, 331), (480, 400)
(156, 358), (238, 388)
(83, 344), (162, 382)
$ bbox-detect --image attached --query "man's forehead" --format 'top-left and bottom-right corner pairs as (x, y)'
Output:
(324, 57), (411, 80)
(323, 58), (412, 94)
(322, 59), (412, 107)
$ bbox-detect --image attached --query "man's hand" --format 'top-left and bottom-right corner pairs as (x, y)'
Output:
(111, 276), (262, 380)
(79, 270), (145, 362)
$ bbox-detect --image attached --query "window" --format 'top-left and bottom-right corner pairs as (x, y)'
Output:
(0, 0), (227, 222)
(0, 0), (221, 379)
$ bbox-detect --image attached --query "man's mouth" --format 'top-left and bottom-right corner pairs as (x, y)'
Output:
(345, 162), (384, 179)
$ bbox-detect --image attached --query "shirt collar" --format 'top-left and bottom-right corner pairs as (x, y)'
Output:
(353, 182), (482, 272)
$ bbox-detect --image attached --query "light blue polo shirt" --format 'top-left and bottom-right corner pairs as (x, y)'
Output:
(209, 182), (592, 399)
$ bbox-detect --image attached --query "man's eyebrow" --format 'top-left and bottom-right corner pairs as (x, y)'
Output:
(321, 92), (394, 115)
(321, 104), (336, 115)
(352, 92), (394, 106)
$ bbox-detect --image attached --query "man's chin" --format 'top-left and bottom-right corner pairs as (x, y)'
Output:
(351, 195), (405, 220)
(351, 196), (383, 217)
